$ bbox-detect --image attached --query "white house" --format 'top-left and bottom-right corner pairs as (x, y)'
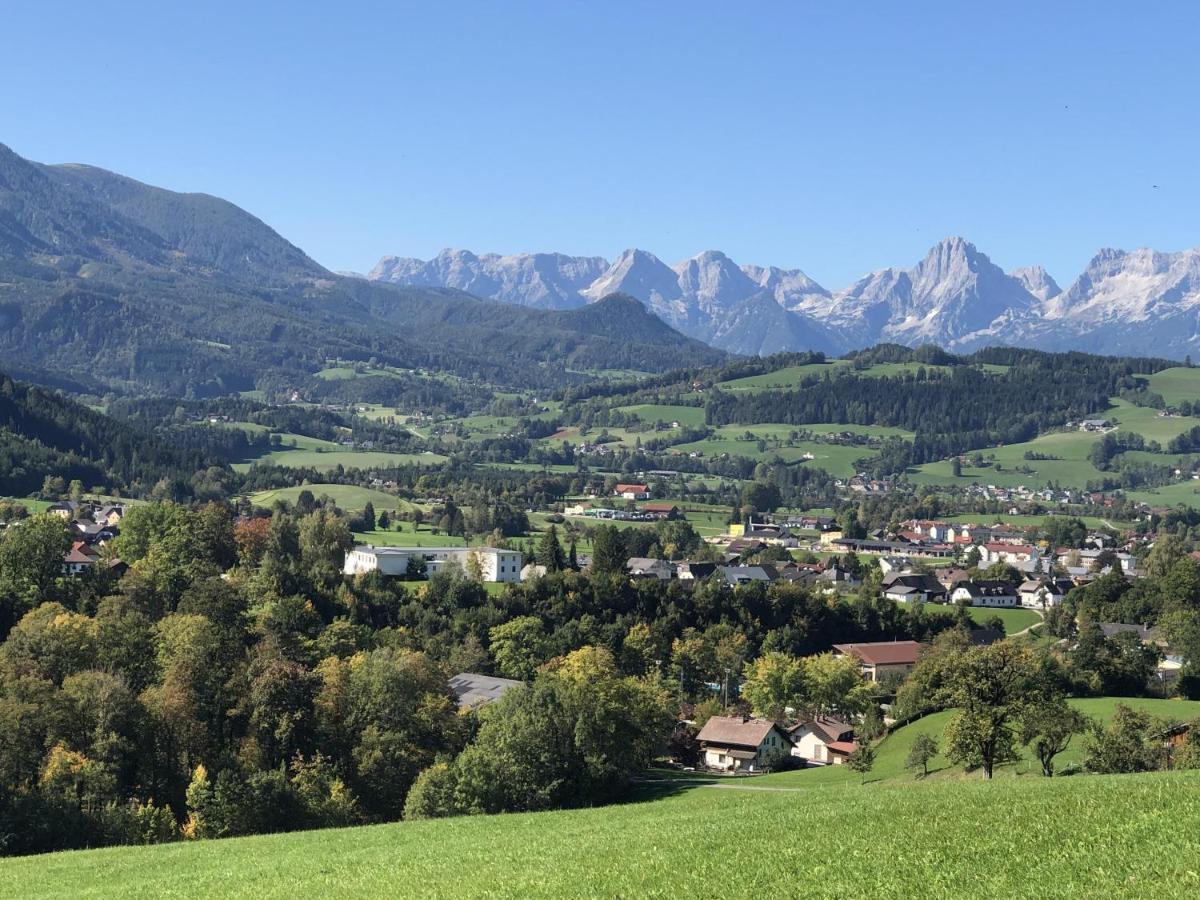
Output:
(788, 717), (856, 765)
(343, 545), (523, 583)
(613, 482), (650, 500)
(696, 716), (793, 772)
(1018, 578), (1069, 608)
(949, 580), (1020, 608)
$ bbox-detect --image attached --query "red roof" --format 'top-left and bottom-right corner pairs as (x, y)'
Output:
(984, 543), (1034, 555)
(827, 741), (858, 756)
(615, 483), (648, 492)
(833, 641), (924, 666)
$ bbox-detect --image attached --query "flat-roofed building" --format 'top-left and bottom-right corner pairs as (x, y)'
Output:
(343, 545), (523, 582)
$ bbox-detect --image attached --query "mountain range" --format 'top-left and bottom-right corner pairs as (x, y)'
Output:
(370, 238), (1200, 358)
(0, 143), (723, 396)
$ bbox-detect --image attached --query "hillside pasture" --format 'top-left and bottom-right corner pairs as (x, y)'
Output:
(1141, 366), (1200, 408)
(248, 485), (407, 512)
(7, 762), (1200, 897)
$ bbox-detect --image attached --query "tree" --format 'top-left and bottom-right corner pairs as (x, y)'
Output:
(377, 510), (390, 530)
(404, 555), (427, 580)
(489, 616), (548, 681)
(951, 457), (962, 477)
(0, 513), (72, 597)
(802, 652), (873, 718)
(1083, 704), (1155, 774)
(846, 743), (876, 784)
(905, 733), (938, 778)
(740, 652), (805, 722)
(935, 642), (1041, 779)
(407, 646), (671, 818)
(361, 502), (376, 532)
(1020, 700), (1090, 776)
(590, 525), (626, 575)
(536, 525), (565, 572)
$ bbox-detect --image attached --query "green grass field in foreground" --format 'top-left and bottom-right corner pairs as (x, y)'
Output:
(7, 697), (1200, 897)
(7, 771), (1200, 897)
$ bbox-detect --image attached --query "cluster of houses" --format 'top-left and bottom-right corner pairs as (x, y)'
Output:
(627, 555), (859, 589)
(45, 501), (127, 577)
(564, 501), (680, 522)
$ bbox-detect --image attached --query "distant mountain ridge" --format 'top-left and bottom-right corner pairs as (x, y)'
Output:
(0, 143), (724, 396)
(370, 238), (1200, 358)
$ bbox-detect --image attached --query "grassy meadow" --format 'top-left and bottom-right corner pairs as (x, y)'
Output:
(248, 485), (410, 512)
(8, 697), (1200, 897)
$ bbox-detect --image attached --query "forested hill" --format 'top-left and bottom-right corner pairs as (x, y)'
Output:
(0, 144), (724, 397)
(0, 372), (220, 496)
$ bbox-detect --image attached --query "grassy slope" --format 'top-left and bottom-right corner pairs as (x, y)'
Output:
(249, 485), (410, 512)
(8, 698), (1200, 897)
(1142, 367), (1200, 407)
(8, 774), (1200, 897)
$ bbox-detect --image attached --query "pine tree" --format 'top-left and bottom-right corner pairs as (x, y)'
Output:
(568, 537), (578, 570)
(536, 525), (565, 572)
(362, 501), (376, 531)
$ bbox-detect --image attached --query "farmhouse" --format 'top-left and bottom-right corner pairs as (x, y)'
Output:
(788, 717), (856, 765)
(833, 640), (924, 681)
(614, 483), (650, 500)
(950, 580), (1020, 608)
(343, 545), (523, 582)
(696, 715), (792, 772)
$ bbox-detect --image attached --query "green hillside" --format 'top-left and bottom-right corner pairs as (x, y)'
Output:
(8, 697), (1200, 897)
(5, 771), (1199, 898)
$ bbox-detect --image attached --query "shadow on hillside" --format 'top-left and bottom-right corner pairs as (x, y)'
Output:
(624, 778), (720, 805)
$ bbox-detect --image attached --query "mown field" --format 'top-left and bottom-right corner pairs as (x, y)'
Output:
(8, 697), (1200, 898)
(1141, 366), (1200, 407)
(230, 427), (448, 473)
(249, 485), (410, 512)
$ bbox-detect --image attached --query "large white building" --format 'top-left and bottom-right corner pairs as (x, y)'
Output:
(343, 545), (523, 583)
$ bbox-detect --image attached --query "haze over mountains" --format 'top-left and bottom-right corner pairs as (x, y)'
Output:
(371, 239), (1200, 359)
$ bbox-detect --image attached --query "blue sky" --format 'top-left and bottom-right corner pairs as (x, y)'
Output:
(2, 1), (1196, 287)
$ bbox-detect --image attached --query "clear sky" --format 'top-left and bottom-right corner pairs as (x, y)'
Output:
(2, 1), (1196, 287)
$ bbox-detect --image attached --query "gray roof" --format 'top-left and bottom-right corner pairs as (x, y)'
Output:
(448, 672), (524, 709)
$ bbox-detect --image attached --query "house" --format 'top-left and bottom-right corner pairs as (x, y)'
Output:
(48, 500), (81, 520)
(696, 715), (793, 772)
(718, 565), (775, 586)
(935, 567), (973, 590)
(676, 561), (719, 581)
(833, 641), (924, 682)
(788, 717), (856, 765)
(626, 557), (675, 580)
(1079, 418), (1112, 432)
(978, 543), (1038, 565)
(881, 572), (947, 604)
(94, 504), (124, 526)
(343, 545), (523, 582)
(1098, 623), (1163, 644)
(448, 673), (524, 709)
(949, 580), (1020, 608)
(1018, 578), (1069, 608)
(62, 541), (99, 575)
(614, 483), (650, 500)
(642, 502), (680, 520)
(821, 557), (861, 585)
